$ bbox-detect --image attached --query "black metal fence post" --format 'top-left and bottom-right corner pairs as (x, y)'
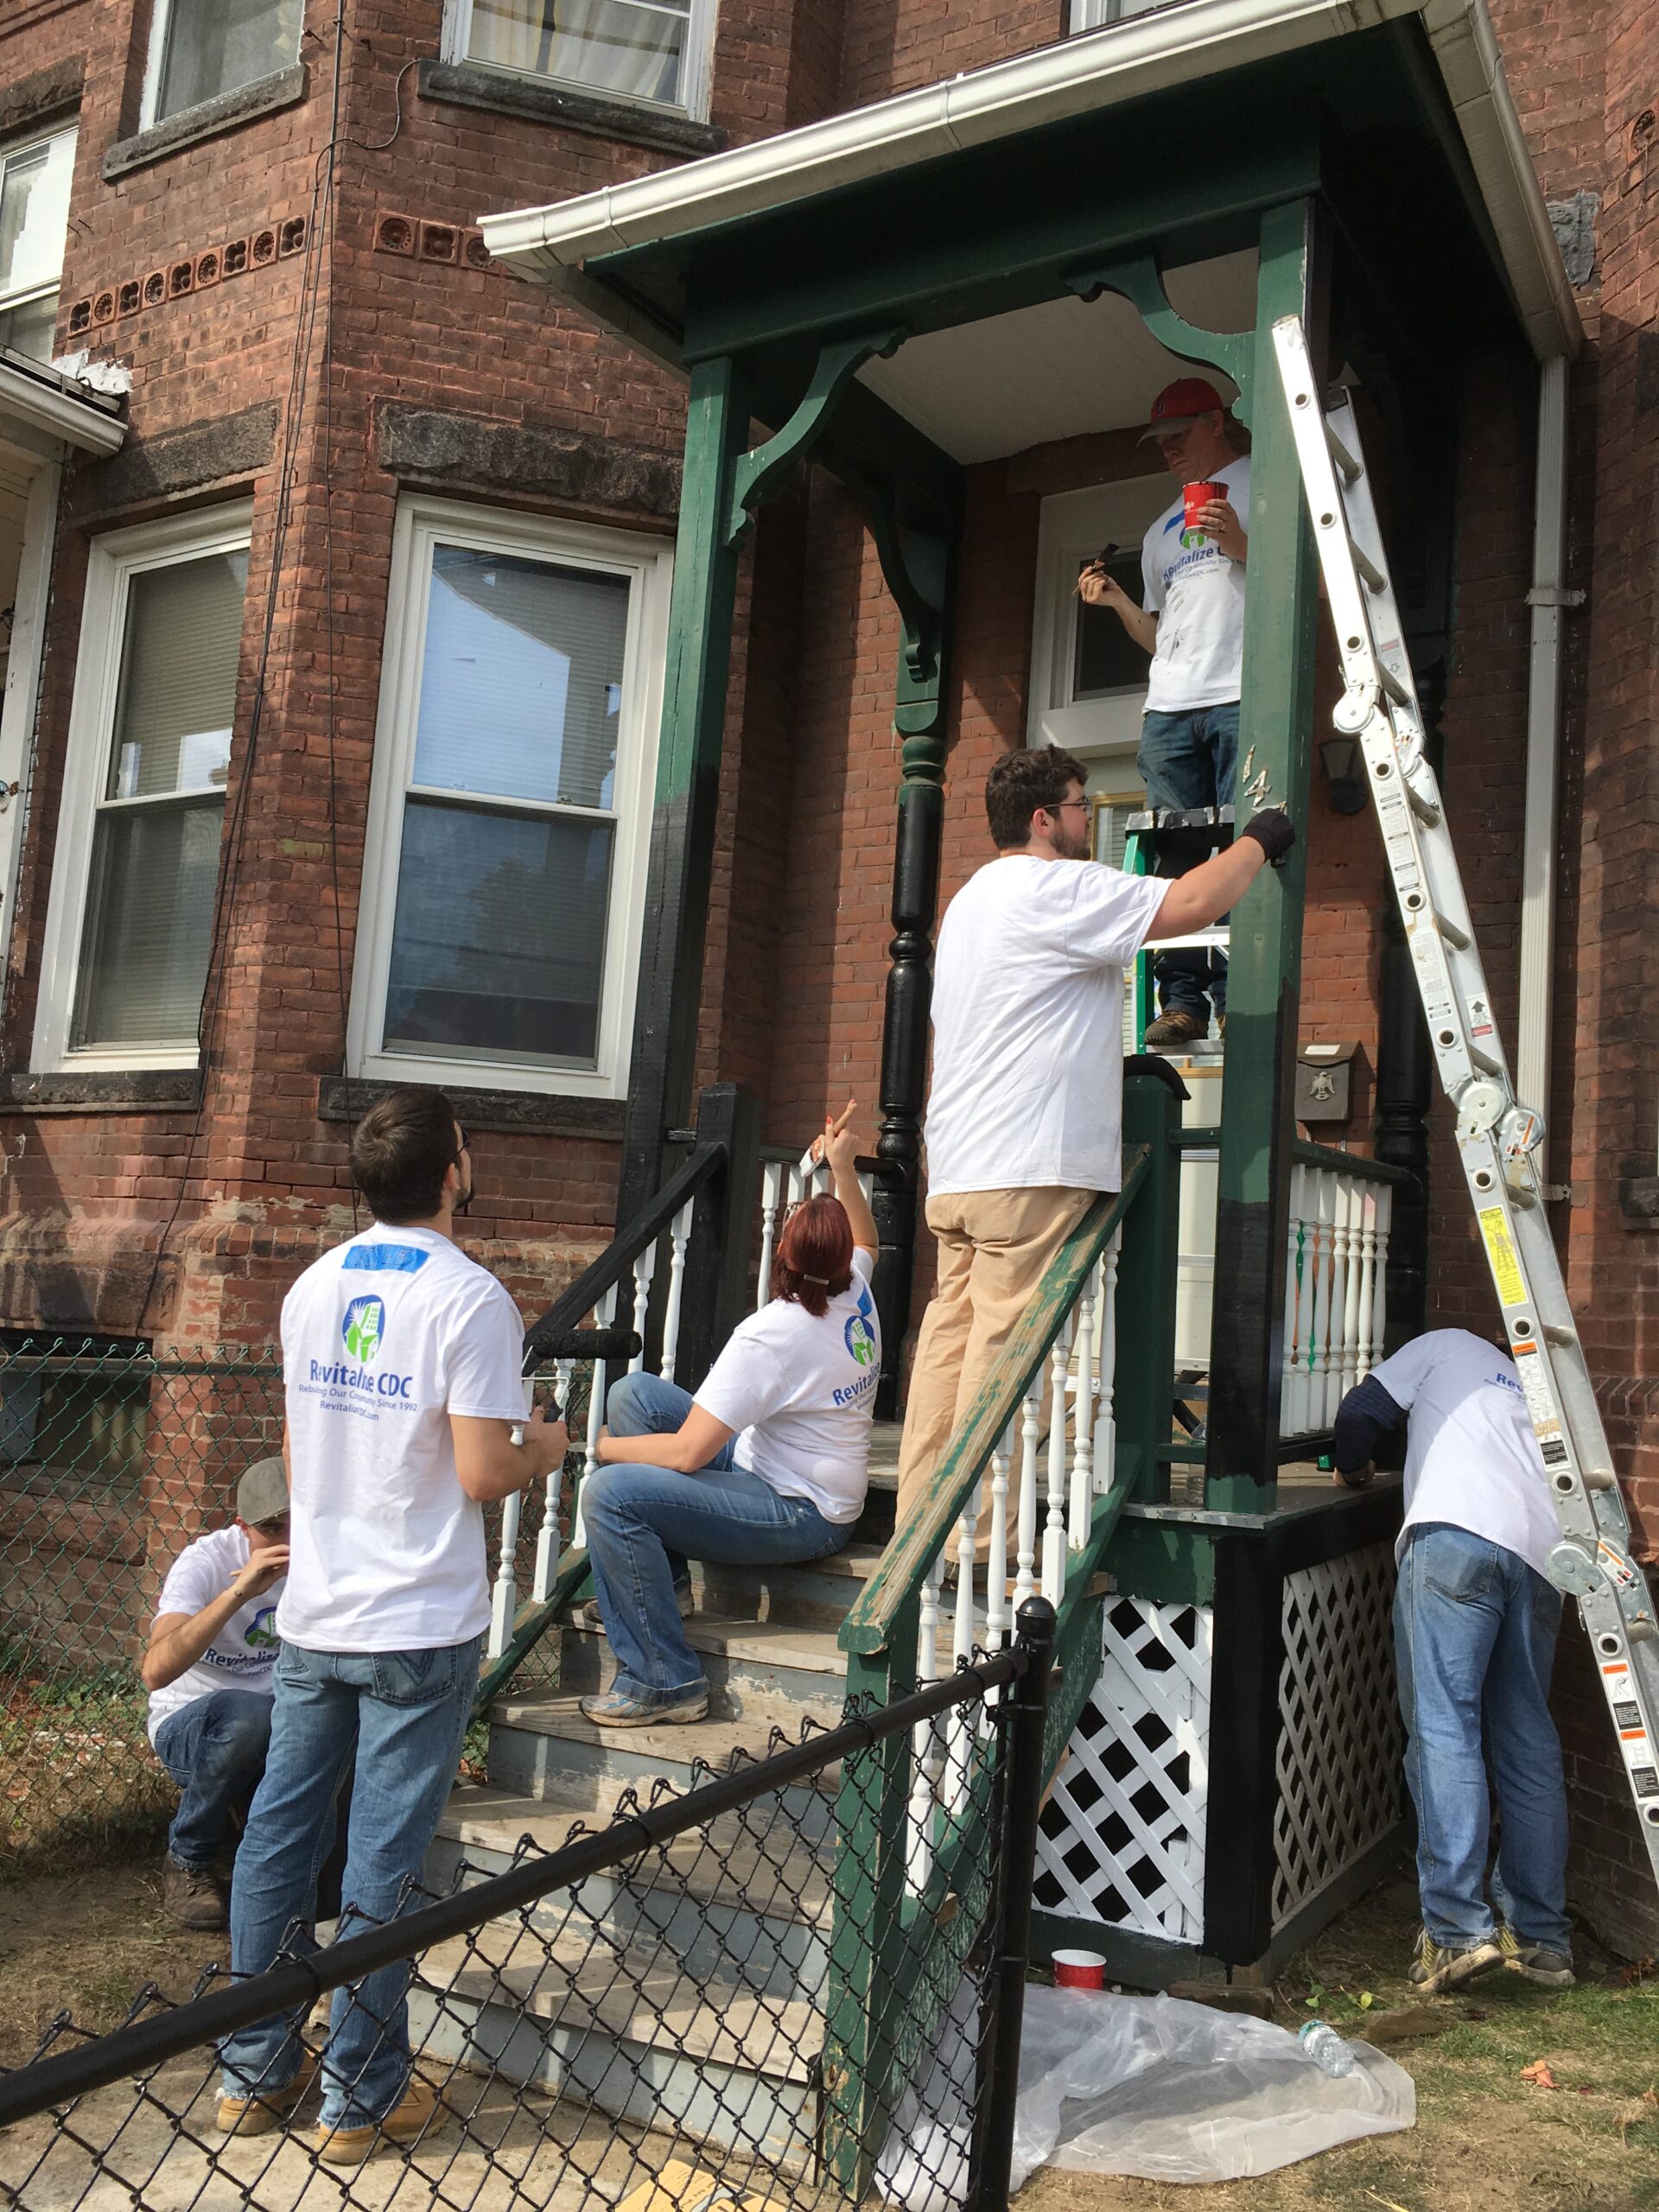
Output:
(973, 1594), (1057, 2212)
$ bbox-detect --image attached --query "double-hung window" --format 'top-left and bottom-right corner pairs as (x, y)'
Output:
(1070, 1), (1178, 27)
(448, 0), (716, 118)
(349, 498), (671, 1099)
(142, 0), (305, 129)
(0, 127), (76, 365)
(34, 509), (251, 1071)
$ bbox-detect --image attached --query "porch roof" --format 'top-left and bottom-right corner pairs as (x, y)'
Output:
(480, 0), (1579, 372)
(0, 347), (125, 459)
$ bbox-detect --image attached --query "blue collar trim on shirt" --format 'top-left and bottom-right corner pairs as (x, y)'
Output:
(341, 1243), (430, 1274)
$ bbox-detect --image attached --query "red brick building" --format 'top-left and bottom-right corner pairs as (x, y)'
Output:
(2, 0), (1656, 1953)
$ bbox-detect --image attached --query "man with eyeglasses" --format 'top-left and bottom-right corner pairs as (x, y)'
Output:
(143, 1455), (292, 1930)
(896, 744), (1291, 1546)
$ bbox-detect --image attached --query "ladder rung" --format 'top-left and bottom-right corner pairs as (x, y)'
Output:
(1405, 779), (1441, 826)
(1542, 1323), (1576, 1346)
(1379, 664), (1411, 707)
(1583, 1468), (1618, 1492)
(1353, 543), (1386, 593)
(1432, 909), (1469, 950)
(1324, 422), (1360, 481)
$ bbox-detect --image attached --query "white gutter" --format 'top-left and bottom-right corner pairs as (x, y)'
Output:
(480, 0), (1580, 365)
(1516, 354), (1573, 1189)
(0, 353), (125, 456)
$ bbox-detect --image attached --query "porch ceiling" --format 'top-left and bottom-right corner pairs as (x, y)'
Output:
(855, 251), (1256, 466)
(481, 0), (1579, 372)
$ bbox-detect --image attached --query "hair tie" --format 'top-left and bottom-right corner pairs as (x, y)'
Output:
(799, 1272), (830, 1287)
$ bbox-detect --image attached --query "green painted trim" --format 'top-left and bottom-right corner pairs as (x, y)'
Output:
(726, 327), (904, 547)
(1030, 1910), (1203, 1990)
(1065, 253), (1255, 423)
(1108, 1518), (1217, 1608)
(1291, 1135), (1414, 1186)
(842, 1150), (1152, 1657)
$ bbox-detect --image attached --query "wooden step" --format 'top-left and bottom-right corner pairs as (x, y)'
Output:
(556, 1610), (849, 1711)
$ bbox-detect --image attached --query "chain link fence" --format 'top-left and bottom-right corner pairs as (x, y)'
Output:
(1, 1630), (1052, 2212)
(0, 1339), (582, 1866)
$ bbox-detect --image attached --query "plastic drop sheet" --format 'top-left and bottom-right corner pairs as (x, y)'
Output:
(1008, 1988), (1415, 2190)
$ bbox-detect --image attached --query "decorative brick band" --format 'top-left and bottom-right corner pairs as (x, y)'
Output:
(64, 216), (308, 342)
(372, 211), (495, 271)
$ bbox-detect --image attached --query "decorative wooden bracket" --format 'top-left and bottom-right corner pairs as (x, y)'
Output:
(726, 327), (905, 546)
(1064, 253), (1256, 426)
(859, 483), (949, 696)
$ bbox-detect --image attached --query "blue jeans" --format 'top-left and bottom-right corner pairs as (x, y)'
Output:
(219, 1634), (481, 2130)
(585, 1372), (848, 1702)
(1138, 702), (1240, 1019)
(154, 1688), (272, 1870)
(1395, 1523), (1570, 1953)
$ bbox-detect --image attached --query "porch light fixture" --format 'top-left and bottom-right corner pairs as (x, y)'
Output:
(1319, 735), (1369, 816)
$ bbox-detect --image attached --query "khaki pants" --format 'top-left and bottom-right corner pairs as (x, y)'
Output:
(896, 1185), (1095, 1549)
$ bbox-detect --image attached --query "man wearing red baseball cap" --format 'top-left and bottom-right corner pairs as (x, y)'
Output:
(1079, 375), (1249, 1047)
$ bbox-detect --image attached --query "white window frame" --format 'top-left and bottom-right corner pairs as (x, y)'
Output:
(0, 125), (77, 349)
(1070, 0), (1176, 29)
(32, 503), (253, 1075)
(442, 0), (717, 121)
(139, 0), (304, 131)
(1027, 474), (1173, 759)
(347, 494), (671, 1103)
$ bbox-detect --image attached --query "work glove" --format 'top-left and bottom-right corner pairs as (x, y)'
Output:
(1241, 807), (1294, 868)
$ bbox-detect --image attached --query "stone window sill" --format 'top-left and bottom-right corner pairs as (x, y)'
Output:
(317, 1076), (625, 1143)
(103, 66), (308, 182)
(0, 1070), (203, 1116)
(417, 60), (722, 158)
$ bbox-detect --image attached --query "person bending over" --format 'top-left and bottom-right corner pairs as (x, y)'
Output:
(581, 1106), (880, 1726)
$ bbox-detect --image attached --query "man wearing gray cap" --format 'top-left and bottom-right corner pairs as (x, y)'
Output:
(141, 1456), (290, 1929)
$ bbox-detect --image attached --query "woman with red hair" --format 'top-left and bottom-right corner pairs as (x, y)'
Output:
(579, 1108), (881, 1726)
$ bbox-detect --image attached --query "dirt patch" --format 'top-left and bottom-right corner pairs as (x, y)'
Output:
(0, 1860), (229, 2072)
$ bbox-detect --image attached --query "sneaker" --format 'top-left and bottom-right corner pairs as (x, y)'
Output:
(1143, 1009), (1207, 1049)
(162, 1853), (228, 1931)
(573, 1580), (693, 1633)
(216, 2051), (319, 2136)
(1497, 1925), (1576, 1986)
(580, 1681), (709, 1728)
(1408, 1927), (1503, 1994)
(308, 2075), (445, 2166)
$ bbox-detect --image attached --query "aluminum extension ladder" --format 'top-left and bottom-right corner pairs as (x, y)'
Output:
(1272, 314), (1659, 1891)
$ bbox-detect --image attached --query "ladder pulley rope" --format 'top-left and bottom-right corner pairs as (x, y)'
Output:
(1273, 315), (1659, 1890)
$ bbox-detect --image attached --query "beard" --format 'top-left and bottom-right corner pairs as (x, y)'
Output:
(453, 1171), (474, 1217)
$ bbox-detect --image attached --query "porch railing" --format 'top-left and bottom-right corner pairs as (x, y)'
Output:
(1280, 1141), (1410, 1440)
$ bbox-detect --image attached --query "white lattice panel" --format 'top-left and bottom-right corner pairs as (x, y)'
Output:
(1036, 1598), (1212, 1942)
(1274, 1541), (1404, 1929)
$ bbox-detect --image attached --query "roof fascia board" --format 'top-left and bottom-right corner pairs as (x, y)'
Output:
(0, 359), (125, 456)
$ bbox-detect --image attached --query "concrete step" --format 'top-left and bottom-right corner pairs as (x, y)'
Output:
(555, 1610), (849, 1709)
(486, 1692), (840, 1834)
(410, 1918), (822, 2168)
(690, 1541), (884, 1630)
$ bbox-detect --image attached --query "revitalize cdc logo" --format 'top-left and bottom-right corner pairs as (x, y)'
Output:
(342, 1295), (385, 1363)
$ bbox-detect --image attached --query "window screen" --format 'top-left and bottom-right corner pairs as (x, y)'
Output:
(468, 0), (692, 106)
(156, 0), (304, 122)
(1073, 549), (1150, 700)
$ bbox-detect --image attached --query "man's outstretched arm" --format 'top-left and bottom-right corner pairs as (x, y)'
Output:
(1147, 809), (1295, 938)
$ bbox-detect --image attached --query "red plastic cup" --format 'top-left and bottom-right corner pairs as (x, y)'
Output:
(1052, 1949), (1107, 1990)
(1183, 480), (1227, 533)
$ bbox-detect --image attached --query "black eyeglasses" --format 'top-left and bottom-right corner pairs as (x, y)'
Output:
(454, 1127), (471, 1160)
(1045, 799), (1091, 816)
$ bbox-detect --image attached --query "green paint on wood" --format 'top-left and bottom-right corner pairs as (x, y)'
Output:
(1065, 254), (1255, 423)
(1109, 1519), (1218, 1608)
(726, 327), (904, 547)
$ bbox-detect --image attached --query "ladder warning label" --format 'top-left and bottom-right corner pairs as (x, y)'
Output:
(1510, 1341), (1564, 1459)
(1478, 1207), (1527, 1306)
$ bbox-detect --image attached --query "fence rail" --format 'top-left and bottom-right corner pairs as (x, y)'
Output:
(0, 1613), (1052, 2212)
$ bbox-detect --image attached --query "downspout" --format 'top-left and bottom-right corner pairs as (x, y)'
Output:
(1516, 353), (1576, 1194)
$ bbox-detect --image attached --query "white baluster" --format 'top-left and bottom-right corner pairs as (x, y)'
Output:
(907, 1554), (944, 1896)
(1355, 1186), (1378, 1379)
(1370, 1184), (1392, 1371)
(1069, 1268), (1097, 1552)
(985, 1421), (1012, 1651)
(628, 1246), (652, 1376)
(948, 1482), (980, 1808)
(1338, 1175), (1363, 1409)
(1282, 1163), (1306, 1433)
(757, 1160), (785, 1311)
(1325, 1175), (1351, 1428)
(575, 1283), (620, 1551)
(1096, 1233), (1120, 1495)
(1307, 1172), (1335, 1431)
(1041, 1321), (1070, 1602)
(659, 1198), (694, 1382)
(488, 1491), (521, 1660)
(1014, 1380), (1041, 1611)
(531, 1358), (573, 1605)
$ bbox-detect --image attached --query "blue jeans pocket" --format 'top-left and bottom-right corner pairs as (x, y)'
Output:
(1420, 1533), (1497, 1605)
(370, 1646), (460, 1707)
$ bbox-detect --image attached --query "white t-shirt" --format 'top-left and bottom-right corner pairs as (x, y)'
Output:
(1141, 454), (1251, 715)
(925, 855), (1168, 1197)
(146, 1526), (283, 1744)
(277, 1224), (527, 1652)
(1368, 1328), (1561, 1580)
(695, 1248), (880, 1525)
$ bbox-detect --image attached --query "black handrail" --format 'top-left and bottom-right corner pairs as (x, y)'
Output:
(522, 1140), (725, 1362)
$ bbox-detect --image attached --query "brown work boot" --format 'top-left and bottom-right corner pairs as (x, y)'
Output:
(1142, 1008), (1207, 1049)
(308, 2075), (447, 2164)
(162, 1853), (228, 1930)
(216, 2051), (319, 2136)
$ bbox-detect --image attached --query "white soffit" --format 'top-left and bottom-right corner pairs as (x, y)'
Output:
(0, 353), (124, 457)
(480, 0), (1580, 366)
(856, 251), (1257, 464)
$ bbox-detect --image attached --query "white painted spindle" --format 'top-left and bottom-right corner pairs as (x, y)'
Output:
(907, 1555), (944, 1894)
(1096, 1232), (1120, 1496)
(1041, 1323), (1070, 1602)
(757, 1160), (786, 1310)
(659, 1197), (694, 1381)
(985, 1421), (1012, 1651)
(1069, 1266), (1097, 1553)
(1014, 1381), (1041, 1612)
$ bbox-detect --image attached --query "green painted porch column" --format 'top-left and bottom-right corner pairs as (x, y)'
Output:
(1205, 201), (1321, 1510)
(618, 356), (751, 1224)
